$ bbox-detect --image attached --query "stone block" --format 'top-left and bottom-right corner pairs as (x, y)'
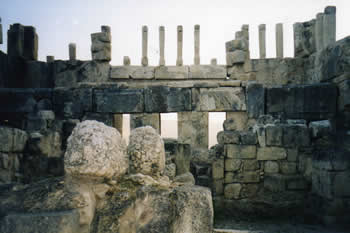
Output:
(224, 183), (242, 199)
(217, 131), (240, 145)
(241, 184), (259, 198)
(312, 149), (349, 171)
(225, 112), (248, 131)
(189, 65), (226, 79)
(246, 82), (265, 118)
(225, 39), (248, 52)
(145, 86), (191, 112)
(257, 147), (287, 161)
(225, 159), (242, 172)
(293, 20), (316, 58)
(91, 32), (111, 61)
(94, 88), (144, 113)
(253, 124), (266, 147)
(0, 127), (27, 153)
(338, 80), (350, 112)
(286, 176), (308, 191)
(0, 210), (80, 233)
(303, 84), (337, 115)
(226, 50), (246, 65)
(226, 145), (256, 159)
(154, 65), (189, 79)
(130, 113), (160, 134)
(309, 120), (332, 138)
(264, 174), (286, 192)
(110, 66), (155, 79)
(192, 87), (246, 112)
(287, 149), (298, 162)
(240, 131), (257, 145)
(264, 161), (279, 173)
(334, 171), (350, 197)
(312, 168), (334, 199)
(212, 179), (224, 195)
(225, 171), (260, 183)
(265, 124), (283, 146)
(283, 124), (310, 147)
(212, 159), (224, 179)
(280, 161), (297, 174)
(243, 160), (259, 171)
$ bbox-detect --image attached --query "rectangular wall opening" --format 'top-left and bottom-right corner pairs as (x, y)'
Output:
(209, 112), (225, 148)
(160, 113), (178, 139)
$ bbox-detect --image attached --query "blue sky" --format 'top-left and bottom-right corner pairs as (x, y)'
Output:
(1, 0), (348, 65)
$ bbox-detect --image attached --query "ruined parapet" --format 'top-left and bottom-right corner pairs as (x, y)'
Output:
(91, 25), (111, 61)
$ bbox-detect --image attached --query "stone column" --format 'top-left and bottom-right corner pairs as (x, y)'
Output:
(241, 24), (249, 44)
(113, 114), (123, 136)
(211, 58), (217, 65)
(176, 25), (183, 66)
(141, 25), (148, 66)
(130, 113), (161, 134)
(7, 24), (24, 58)
(194, 25), (200, 65)
(159, 26), (165, 66)
(323, 6), (336, 48)
(123, 56), (130, 66)
(275, 23), (284, 58)
(69, 43), (76, 61)
(315, 13), (324, 52)
(0, 17), (3, 45)
(259, 24), (266, 59)
(46, 56), (55, 63)
(178, 112), (208, 149)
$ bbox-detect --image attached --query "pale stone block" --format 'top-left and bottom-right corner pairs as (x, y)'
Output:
(224, 183), (242, 199)
(189, 65), (226, 79)
(257, 147), (286, 160)
(258, 24), (266, 59)
(155, 66), (189, 80)
(225, 159), (242, 172)
(110, 66), (155, 79)
(226, 145), (256, 159)
(212, 159), (224, 179)
(264, 161), (279, 173)
(219, 80), (242, 87)
(225, 112), (248, 131)
(226, 39), (248, 52)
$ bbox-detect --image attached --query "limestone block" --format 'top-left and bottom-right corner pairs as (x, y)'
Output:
(189, 65), (226, 79)
(264, 161), (279, 173)
(265, 124), (283, 146)
(226, 145), (256, 159)
(212, 179), (224, 195)
(241, 184), (259, 198)
(225, 171), (260, 183)
(225, 159), (242, 172)
(0, 211), (80, 233)
(224, 183), (242, 199)
(128, 126), (165, 176)
(94, 88), (144, 113)
(287, 149), (298, 162)
(145, 86), (192, 112)
(155, 66), (189, 79)
(192, 87), (246, 112)
(246, 82), (265, 118)
(130, 113), (160, 134)
(225, 112), (248, 131)
(110, 66), (155, 79)
(280, 161), (297, 174)
(243, 160), (259, 171)
(212, 159), (225, 179)
(257, 147), (286, 161)
(283, 124), (310, 147)
(226, 50), (246, 65)
(64, 120), (128, 178)
(240, 131), (257, 145)
(309, 120), (332, 138)
(253, 124), (266, 147)
(217, 131), (240, 145)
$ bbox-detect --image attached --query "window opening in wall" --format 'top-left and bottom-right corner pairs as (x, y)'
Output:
(160, 113), (178, 139)
(209, 112), (225, 148)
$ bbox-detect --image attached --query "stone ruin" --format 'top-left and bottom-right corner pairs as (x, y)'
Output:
(0, 5), (350, 232)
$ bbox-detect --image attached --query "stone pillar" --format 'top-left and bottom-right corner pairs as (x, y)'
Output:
(323, 6), (336, 48)
(241, 24), (249, 45)
(23, 26), (38, 60)
(275, 23), (284, 58)
(7, 24), (24, 58)
(69, 43), (76, 61)
(130, 113), (161, 134)
(211, 58), (217, 65)
(159, 26), (165, 66)
(46, 56), (55, 63)
(178, 112), (208, 149)
(315, 13), (324, 52)
(259, 24), (266, 59)
(0, 17), (3, 45)
(194, 25), (200, 65)
(113, 114), (123, 136)
(91, 25), (111, 61)
(176, 25), (183, 66)
(141, 25), (148, 66)
(123, 56), (130, 66)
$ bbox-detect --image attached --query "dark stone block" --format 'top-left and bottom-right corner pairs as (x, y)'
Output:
(25, 61), (49, 88)
(0, 51), (8, 87)
(240, 131), (258, 145)
(94, 88), (144, 113)
(7, 24), (24, 58)
(145, 86), (191, 112)
(246, 82), (265, 118)
(283, 124), (310, 148)
(23, 26), (38, 60)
